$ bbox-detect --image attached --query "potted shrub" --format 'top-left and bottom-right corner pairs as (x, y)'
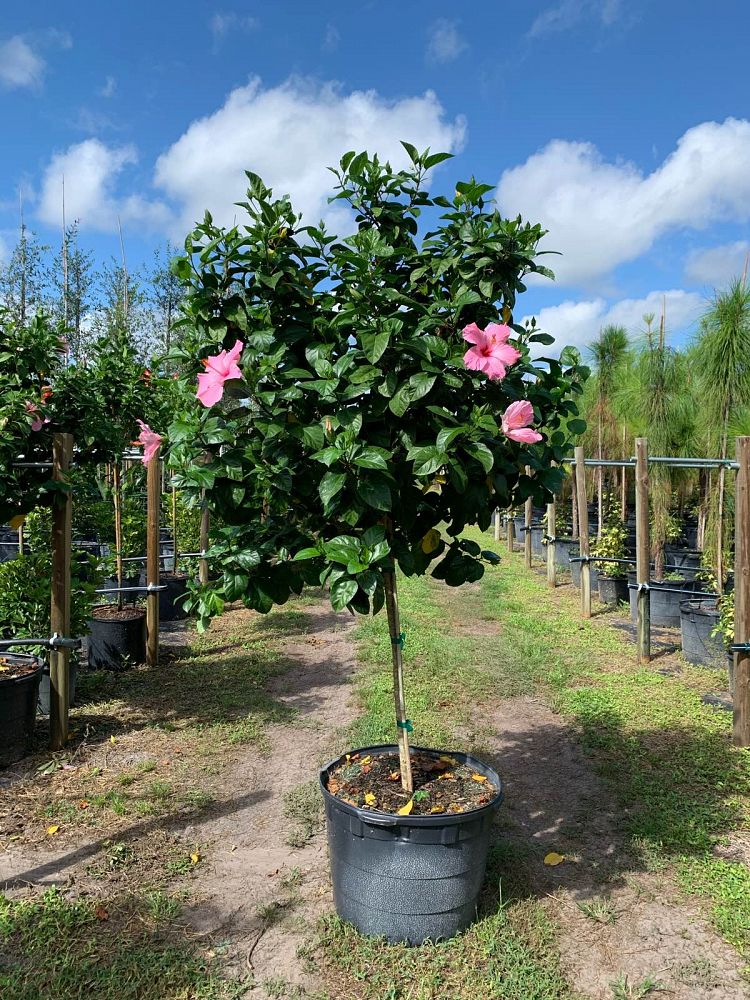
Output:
(0, 652), (44, 766)
(0, 550), (95, 717)
(166, 147), (587, 943)
(592, 514), (629, 605)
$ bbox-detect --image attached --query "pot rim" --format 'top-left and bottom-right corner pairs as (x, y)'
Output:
(0, 654), (44, 686)
(89, 606), (147, 622)
(320, 743), (504, 828)
(679, 598), (720, 617)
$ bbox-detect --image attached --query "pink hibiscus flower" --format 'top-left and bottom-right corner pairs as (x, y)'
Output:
(136, 420), (162, 465)
(462, 322), (521, 381)
(196, 340), (244, 407)
(501, 400), (543, 444)
(24, 400), (47, 432)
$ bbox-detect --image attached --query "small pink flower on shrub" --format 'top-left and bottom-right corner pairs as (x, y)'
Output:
(501, 400), (542, 443)
(196, 340), (244, 407)
(462, 323), (521, 381)
(136, 420), (162, 465)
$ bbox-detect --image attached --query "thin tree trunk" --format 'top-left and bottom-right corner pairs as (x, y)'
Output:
(113, 463), (124, 612)
(571, 465), (579, 539)
(621, 426), (627, 522)
(382, 567), (414, 794)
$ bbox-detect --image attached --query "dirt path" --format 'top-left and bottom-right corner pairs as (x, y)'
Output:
(179, 602), (358, 995)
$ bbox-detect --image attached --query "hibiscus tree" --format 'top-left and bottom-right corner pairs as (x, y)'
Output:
(166, 148), (587, 790)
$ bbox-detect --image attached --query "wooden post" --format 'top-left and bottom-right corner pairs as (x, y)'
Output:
(17, 523), (23, 554)
(571, 464), (579, 540)
(635, 438), (651, 664)
(733, 436), (750, 746)
(50, 433), (73, 750)
(524, 466), (532, 569)
(507, 514), (514, 553)
(383, 568), (414, 794)
(575, 447), (591, 618)
(146, 448), (161, 667)
(199, 501), (210, 587)
(546, 497), (557, 588)
(494, 509), (501, 542)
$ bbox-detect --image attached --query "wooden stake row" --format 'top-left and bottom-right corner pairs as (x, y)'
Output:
(511, 436), (750, 747)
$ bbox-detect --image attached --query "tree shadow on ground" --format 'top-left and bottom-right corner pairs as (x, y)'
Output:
(476, 709), (746, 909)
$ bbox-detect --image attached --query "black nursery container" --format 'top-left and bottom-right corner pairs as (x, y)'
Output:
(88, 608), (146, 670)
(0, 654), (43, 767)
(38, 659), (78, 715)
(570, 554), (599, 593)
(628, 575), (696, 628)
(553, 538), (579, 569)
(321, 745), (504, 945)
(679, 599), (724, 667)
(159, 573), (190, 621)
(530, 526), (545, 557)
(598, 575), (629, 606)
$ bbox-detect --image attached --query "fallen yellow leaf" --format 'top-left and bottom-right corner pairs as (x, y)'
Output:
(190, 852), (200, 865)
(397, 799), (414, 816)
(46, 825), (60, 836)
(439, 755), (457, 766)
(364, 793), (377, 806)
(438, 772), (454, 780)
(110, 735), (116, 744)
(471, 773), (487, 783)
(360, 756), (372, 765)
(544, 852), (565, 866)
(430, 805), (445, 814)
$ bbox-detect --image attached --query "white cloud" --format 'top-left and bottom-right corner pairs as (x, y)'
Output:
(99, 75), (116, 98)
(522, 289), (705, 354)
(426, 19), (468, 64)
(0, 35), (45, 89)
(210, 11), (259, 50)
(37, 139), (169, 232)
(529, 0), (624, 37)
(684, 241), (749, 288)
(497, 118), (750, 288)
(322, 24), (340, 52)
(154, 77), (466, 237)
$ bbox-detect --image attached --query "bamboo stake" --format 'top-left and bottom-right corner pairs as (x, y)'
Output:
(146, 448), (161, 667)
(113, 462), (124, 611)
(383, 568), (414, 794)
(524, 466), (532, 569)
(733, 437), (750, 746)
(171, 483), (179, 576)
(575, 447), (591, 618)
(199, 502), (210, 587)
(547, 498), (557, 588)
(50, 433), (73, 750)
(620, 425), (627, 522)
(635, 438), (651, 664)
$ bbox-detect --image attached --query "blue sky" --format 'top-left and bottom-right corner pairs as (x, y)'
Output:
(1, 0), (749, 354)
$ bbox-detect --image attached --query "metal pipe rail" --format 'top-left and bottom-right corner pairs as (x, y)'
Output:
(0, 635), (82, 651)
(562, 456), (739, 471)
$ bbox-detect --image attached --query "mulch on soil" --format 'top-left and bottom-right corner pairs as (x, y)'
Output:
(0, 656), (41, 681)
(326, 749), (499, 816)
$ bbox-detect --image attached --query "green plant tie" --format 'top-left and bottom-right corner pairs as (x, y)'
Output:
(391, 631), (406, 649)
(397, 719), (414, 732)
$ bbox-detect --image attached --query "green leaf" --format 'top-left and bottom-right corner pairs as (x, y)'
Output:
(292, 546), (322, 561)
(302, 425), (325, 450)
(354, 447), (390, 471)
(319, 471), (346, 507)
(465, 441), (494, 473)
(331, 576), (358, 611)
(357, 475), (392, 511)
(324, 535), (361, 565)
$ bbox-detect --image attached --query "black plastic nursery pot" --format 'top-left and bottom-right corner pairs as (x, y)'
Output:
(679, 599), (724, 668)
(628, 575), (696, 628)
(320, 744), (504, 945)
(159, 573), (190, 621)
(530, 526), (545, 557)
(88, 606), (146, 670)
(553, 538), (579, 568)
(598, 575), (629, 606)
(570, 556), (599, 594)
(0, 654), (43, 767)
(101, 573), (141, 604)
(38, 659), (78, 715)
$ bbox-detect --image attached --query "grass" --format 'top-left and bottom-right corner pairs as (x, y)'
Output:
(0, 886), (249, 1000)
(283, 780), (324, 848)
(467, 532), (750, 958)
